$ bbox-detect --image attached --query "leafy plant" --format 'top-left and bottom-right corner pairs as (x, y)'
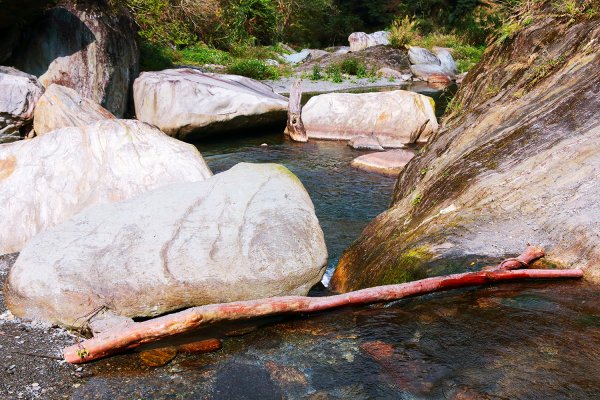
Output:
(389, 16), (418, 49)
(228, 59), (280, 80)
(311, 64), (323, 80)
(326, 64), (343, 83)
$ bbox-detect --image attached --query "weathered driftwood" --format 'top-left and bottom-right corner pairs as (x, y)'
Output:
(63, 246), (582, 364)
(285, 79), (308, 142)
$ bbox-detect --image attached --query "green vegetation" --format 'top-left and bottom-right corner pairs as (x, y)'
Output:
(389, 16), (417, 49)
(117, 0), (582, 79)
(227, 59), (280, 80)
(380, 246), (432, 284)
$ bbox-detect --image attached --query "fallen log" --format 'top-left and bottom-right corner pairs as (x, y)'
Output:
(285, 79), (308, 142)
(63, 246), (582, 364)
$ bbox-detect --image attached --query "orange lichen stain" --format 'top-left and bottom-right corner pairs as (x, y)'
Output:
(377, 112), (390, 124)
(0, 155), (16, 181)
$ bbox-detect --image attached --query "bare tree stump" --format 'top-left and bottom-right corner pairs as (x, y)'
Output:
(63, 246), (582, 364)
(285, 79), (308, 142)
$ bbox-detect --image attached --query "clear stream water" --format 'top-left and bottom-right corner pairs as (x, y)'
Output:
(75, 84), (600, 399)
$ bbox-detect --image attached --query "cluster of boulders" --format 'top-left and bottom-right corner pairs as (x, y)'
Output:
(284, 30), (458, 85)
(0, 1), (327, 332)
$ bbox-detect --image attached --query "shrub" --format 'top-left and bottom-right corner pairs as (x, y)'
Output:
(179, 46), (231, 65)
(311, 64), (323, 80)
(139, 40), (176, 71)
(389, 16), (418, 49)
(227, 59), (280, 80)
(325, 64), (343, 83)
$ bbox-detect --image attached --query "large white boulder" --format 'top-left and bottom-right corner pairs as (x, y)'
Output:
(302, 90), (438, 147)
(33, 84), (116, 135)
(0, 67), (44, 141)
(6, 163), (328, 329)
(0, 119), (211, 254)
(134, 68), (289, 140)
(348, 31), (390, 52)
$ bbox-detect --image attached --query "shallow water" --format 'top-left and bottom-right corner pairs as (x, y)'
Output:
(78, 282), (600, 399)
(73, 84), (600, 399)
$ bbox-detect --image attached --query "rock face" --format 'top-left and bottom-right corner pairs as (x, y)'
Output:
(349, 31), (389, 52)
(408, 46), (456, 83)
(330, 13), (600, 291)
(0, 67), (44, 142)
(302, 90), (438, 148)
(134, 68), (289, 141)
(351, 149), (416, 175)
(6, 163), (327, 328)
(0, 119), (211, 254)
(9, 1), (139, 117)
(33, 84), (116, 135)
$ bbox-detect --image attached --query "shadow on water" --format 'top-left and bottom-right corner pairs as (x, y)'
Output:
(72, 83), (600, 399)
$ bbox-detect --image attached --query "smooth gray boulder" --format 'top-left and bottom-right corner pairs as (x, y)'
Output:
(433, 47), (458, 75)
(10, 1), (139, 117)
(349, 31), (390, 52)
(408, 46), (456, 83)
(0, 67), (44, 142)
(6, 163), (327, 329)
(408, 47), (441, 65)
(134, 68), (288, 140)
(0, 119), (212, 254)
(33, 84), (116, 135)
(302, 90), (438, 147)
(282, 49), (328, 65)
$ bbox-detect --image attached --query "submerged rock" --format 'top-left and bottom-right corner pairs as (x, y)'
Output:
(302, 90), (437, 147)
(133, 68), (288, 140)
(348, 135), (385, 151)
(330, 14), (600, 291)
(9, 1), (139, 117)
(0, 119), (211, 255)
(33, 84), (116, 135)
(0, 67), (44, 141)
(351, 149), (416, 175)
(349, 31), (390, 52)
(6, 163), (327, 328)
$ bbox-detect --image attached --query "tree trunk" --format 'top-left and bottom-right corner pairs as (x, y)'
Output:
(63, 247), (582, 364)
(285, 79), (307, 142)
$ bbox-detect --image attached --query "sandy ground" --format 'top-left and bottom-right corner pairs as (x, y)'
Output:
(0, 253), (88, 399)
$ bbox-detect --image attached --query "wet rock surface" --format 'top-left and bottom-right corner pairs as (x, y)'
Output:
(331, 14), (600, 291)
(351, 149), (416, 175)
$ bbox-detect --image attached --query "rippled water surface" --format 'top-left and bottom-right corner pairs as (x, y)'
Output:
(74, 85), (600, 399)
